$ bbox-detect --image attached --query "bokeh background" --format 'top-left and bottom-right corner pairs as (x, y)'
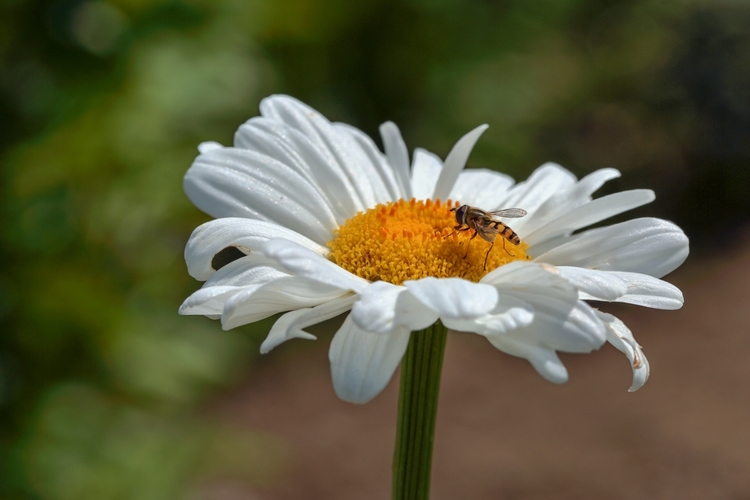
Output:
(2, 0), (750, 498)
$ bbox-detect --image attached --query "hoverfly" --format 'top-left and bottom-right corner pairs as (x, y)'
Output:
(447, 204), (527, 270)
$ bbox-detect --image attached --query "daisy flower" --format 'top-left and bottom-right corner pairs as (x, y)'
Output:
(179, 95), (688, 404)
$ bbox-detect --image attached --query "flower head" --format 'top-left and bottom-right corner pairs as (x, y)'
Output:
(180, 95), (688, 404)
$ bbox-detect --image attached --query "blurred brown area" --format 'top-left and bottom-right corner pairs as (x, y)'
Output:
(203, 235), (750, 500)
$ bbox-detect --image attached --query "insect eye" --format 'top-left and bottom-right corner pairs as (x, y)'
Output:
(455, 205), (466, 222)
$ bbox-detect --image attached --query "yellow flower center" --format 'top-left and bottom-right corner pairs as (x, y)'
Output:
(328, 198), (530, 285)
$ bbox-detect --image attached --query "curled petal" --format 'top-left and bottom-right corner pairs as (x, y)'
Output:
(262, 311), (316, 352)
(222, 276), (347, 330)
(351, 281), (438, 334)
(556, 266), (629, 301)
(203, 254), (288, 287)
(179, 255), (288, 316)
(595, 311), (650, 391)
(185, 218), (327, 281)
(180, 284), (260, 317)
(441, 295), (534, 336)
(608, 272), (684, 309)
(504, 289), (606, 352)
(329, 315), (411, 404)
(484, 334), (569, 384)
(559, 268), (684, 310)
(481, 292), (606, 383)
(261, 239), (369, 293)
(484, 263), (606, 350)
(261, 294), (357, 353)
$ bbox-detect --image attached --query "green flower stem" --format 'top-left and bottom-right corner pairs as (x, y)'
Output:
(392, 321), (448, 500)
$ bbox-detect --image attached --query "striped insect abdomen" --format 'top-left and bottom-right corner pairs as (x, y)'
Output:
(498, 223), (521, 245)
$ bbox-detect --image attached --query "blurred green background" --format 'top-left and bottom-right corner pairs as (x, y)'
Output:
(1, 0), (749, 498)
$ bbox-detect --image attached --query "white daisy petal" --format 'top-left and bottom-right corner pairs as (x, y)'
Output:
(259, 95), (390, 209)
(595, 311), (650, 391)
(484, 334), (569, 384)
(379, 121), (412, 199)
(605, 271), (684, 310)
(432, 125), (489, 201)
(233, 118), (326, 187)
(221, 276), (348, 330)
(403, 277), (498, 319)
(185, 218), (327, 280)
(329, 315), (411, 404)
(450, 168), (515, 208)
(184, 147), (338, 244)
(180, 255), (290, 316)
(556, 266), (629, 301)
(517, 168), (621, 234)
(557, 266), (683, 309)
(496, 163), (576, 233)
(261, 239), (370, 293)
(504, 289), (606, 352)
(441, 295), (534, 336)
(261, 294), (357, 354)
(570, 168), (621, 199)
(481, 302), (601, 383)
(337, 122), (404, 201)
(202, 254), (289, 287)
(523, 189), (655, 246)
(180, 285), (259, 316)
(234, 117), (366, 220)
(483, 262), (604, 349)
(262, 310), (317, 351)
(410, 148), (443, 200)
(198, 141), (223, 153)
(351, 281), (438, 334)
(481, 260), (576, 294)
(482, 262), (606, 351)
(534, 217), (689, 278)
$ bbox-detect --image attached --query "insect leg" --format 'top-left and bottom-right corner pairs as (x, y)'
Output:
(483, 242), (494, 270)
(501, 238), (511, 256)
(464, 230), (479, 258)
(444, 226), (472, 239)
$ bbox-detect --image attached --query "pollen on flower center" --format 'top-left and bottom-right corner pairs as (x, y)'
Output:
(328, 199), (530, 285)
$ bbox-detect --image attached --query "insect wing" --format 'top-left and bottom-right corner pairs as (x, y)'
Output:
(473, 221), (499, 242)
(489, 208), (527, 218)
(464, 206), (489, 220)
